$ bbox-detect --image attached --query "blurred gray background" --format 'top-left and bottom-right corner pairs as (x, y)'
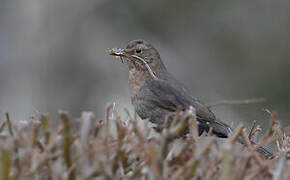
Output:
(0, 0), (289, 130)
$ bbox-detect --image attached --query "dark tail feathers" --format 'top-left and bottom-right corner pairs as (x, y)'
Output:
(198, 119), (274, 159)
(236, 137), (274, 159)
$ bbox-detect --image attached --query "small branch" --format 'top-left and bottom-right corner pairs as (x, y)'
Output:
(0, 121), (6, 133)
(273, 154), (286, 180)
(59, 111), (75, 180)
(230, 125), (245, 144)
(207, 98), (266, 108)
(1, 150), (11, 180)
(5, 112), (13, 136)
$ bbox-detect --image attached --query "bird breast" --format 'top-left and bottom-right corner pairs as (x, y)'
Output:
(128, 68), (151, 97)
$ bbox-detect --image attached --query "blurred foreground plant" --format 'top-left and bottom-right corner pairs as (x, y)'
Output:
(0, 107), (288, 180)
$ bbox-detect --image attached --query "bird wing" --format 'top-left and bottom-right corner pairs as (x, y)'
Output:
(141, 79), (216, 122)
(139, 79), (233, 137)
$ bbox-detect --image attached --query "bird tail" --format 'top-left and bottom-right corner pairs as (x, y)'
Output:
(236, 137), (274, 159)
(198, 119), (274, 159)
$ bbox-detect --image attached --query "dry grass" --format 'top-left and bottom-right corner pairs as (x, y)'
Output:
(0, 105), (289, 180)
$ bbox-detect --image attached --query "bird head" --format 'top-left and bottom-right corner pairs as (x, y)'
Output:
(108, 39), (167, 79)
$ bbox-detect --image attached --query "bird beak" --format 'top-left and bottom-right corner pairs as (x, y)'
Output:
(108, 48), (133, 57)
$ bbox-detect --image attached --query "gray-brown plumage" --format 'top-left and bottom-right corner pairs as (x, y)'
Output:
(108, 39), (273, 158)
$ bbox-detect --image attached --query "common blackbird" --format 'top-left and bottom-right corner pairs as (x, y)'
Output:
(108, 39), (273, 158)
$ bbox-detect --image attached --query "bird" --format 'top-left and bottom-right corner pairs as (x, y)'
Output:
(108, 39), (273, 158)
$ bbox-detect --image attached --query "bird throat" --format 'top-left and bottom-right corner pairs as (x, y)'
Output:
(128, 67), (152, 96)
(127, 56), (167, 96)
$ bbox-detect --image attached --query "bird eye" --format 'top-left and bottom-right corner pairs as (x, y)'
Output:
(135, 48), (142, 53)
